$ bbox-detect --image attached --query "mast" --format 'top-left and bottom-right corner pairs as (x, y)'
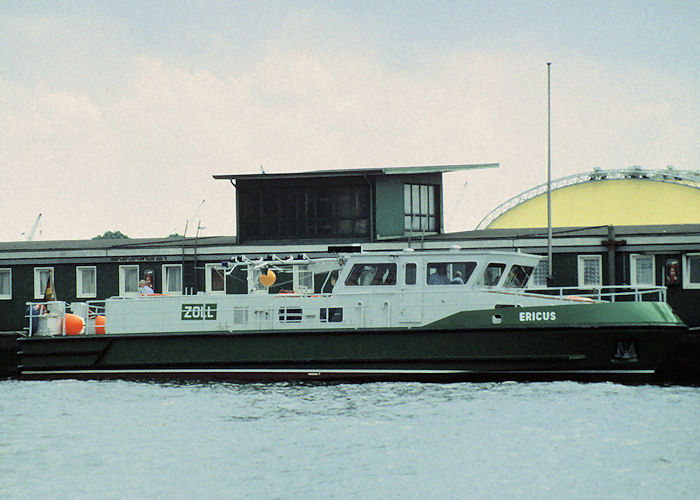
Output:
(546, 62), (553, 285)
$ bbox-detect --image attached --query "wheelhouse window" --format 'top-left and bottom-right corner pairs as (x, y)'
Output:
(345, 263), (397, 286)
(34, 267), (54, 300)
(404, 184), (437, 232)
(630, 254), (655, 286)
(427, 262), (476, 285)
(205, 263), (226, 294)
(76, 266), (97, 298)
(405, 263), (417, 285)
(481, 263), (506, 287)
(531, 258), (549, 287)
(578, 255), (602, 288)
(0, 269), (11, 300)
(683, 254), (700, 289)
(503, 265), (535, 288)
(163, 264), (183, 295)
(119, 265), (139, 296)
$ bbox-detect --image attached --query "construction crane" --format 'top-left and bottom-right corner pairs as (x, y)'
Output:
(25, 213), (42, 241)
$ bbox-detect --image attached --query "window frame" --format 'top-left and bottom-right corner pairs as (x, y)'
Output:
(119, 265), (140, 297)
(205, 263), (227, 294)
(577, 255), (603, 289)
(33, 266), (54, 300)
(0, 268), (11, 300)
(76, 266), (97, 298)
(162, 264), (183, 295)
(630, 254), (655, 287)
(404, 183), (438, 233)
(682, 253), (700, 289)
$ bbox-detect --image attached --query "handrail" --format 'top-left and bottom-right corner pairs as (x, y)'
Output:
(521, 285), (667, 303)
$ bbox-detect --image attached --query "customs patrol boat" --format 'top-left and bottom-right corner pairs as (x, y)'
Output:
(18, 247), (685, 382)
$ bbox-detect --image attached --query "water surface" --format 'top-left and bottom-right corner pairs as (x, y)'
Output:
(1, 380), (698, 499)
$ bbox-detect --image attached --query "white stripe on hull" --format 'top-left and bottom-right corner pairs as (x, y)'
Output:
(21, 368), (656, 376)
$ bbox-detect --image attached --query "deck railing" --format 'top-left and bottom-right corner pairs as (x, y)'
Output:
(521, 285), (667, 303)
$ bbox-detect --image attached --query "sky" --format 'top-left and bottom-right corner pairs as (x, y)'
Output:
(1, 0), (698, 241)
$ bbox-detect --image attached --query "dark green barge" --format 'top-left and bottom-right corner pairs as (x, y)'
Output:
(16, 250), (688, 382)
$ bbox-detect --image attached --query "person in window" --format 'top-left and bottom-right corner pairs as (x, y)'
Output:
(428, 264), (450, 285)
(450, 271), (464, 284)
(358, 266), (375, 286)
(139, 279), (154, 295)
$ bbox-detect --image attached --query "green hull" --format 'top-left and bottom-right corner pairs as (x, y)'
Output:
(17, 302), (686, 383)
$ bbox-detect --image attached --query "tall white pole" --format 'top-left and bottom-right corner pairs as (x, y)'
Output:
(547, 62), (553, 284)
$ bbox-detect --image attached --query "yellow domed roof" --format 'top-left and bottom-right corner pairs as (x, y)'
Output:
(481, 168), (700, 229)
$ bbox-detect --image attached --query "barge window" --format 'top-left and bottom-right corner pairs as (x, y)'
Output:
(205, 263), (227, 294)
(76, 266), (97, 298)
(278, 307), (303, 323)
(320, 307), (343, 323)
(345, 263), (397, 286)
(427, 262), (476, 285)
(119, 265), (139, 296)
(34, 267), (55, 300)
(404, 184), (437, 232)
(163, 264), (183, 295)
(503, 265), (534, 288)
(483, 263), (506, 287)
(683, 254), (700, 289)
(630, 254), (655, 286)
(0, 269), (11, 300)
(577, 255), (602, 288)
(405, 263), (417, 285)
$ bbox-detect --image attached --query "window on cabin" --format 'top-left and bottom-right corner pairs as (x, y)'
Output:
(320, 307), (343, 323)
(76, 266), (97, 298)
(426, 262), (476, 285)
(503, 265), (534, 288)
(630, 254), (655, 286)
(119, 265), (139, 296)
(205, 263), (227, 293)
(0, 269), (11, 300)
(34, 267), (55, 300)
(278, 307), (303, 323)
(404, 184), (437, 232)
(482, 263), (506, 286)
(578, 255), (602, 288)
(239, 185), (370, 240)
(405, 263), (417, 285)
(683, 254), (700, 289)
(345, 263), (397, 286)
(163, 264), (183, 295)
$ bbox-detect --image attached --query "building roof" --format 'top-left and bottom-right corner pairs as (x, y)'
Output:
(478, 167), (700, 229)
(213, 163), (498, 181)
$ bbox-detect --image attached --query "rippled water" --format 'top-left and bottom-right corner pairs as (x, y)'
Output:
(1, 380), (698, 499)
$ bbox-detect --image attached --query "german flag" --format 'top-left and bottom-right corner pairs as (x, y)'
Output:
(44, 275), (54, 301)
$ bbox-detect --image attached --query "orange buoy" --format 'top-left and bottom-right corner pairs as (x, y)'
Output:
(259, 269), (276, 287)
(64, 313), (85, 336)
(94, 315), (106, 334)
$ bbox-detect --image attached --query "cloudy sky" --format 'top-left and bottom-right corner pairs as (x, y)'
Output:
(1, 1), (698, 241)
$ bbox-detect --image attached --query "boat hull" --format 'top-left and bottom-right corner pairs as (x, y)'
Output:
(17, 324), (684, 383)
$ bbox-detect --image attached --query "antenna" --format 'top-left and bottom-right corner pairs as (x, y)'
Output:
(547, 62), (553, 285)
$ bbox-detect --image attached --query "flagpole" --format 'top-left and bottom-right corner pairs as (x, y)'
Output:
(547, 62), (553, 285)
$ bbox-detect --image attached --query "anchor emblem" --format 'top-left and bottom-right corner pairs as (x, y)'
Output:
(613, 341), (638, 362)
